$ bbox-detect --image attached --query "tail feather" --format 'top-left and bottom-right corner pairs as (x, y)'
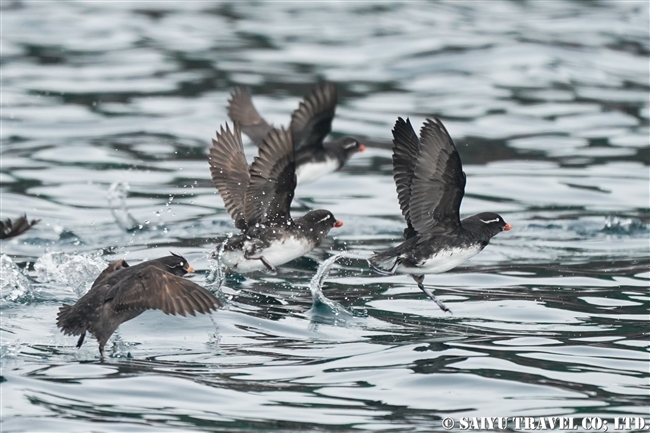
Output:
(368, 251), (399, 276)
(56, 304), (87, 337)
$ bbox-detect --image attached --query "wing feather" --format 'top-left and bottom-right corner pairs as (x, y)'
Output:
(0, 215), (39, 239)
(227, 86), (273, 146)
(244, 127), (296, 226)
(408, 118), (466, 236)
(209, 123), (251, 229)
(290, 82), (337, 151)
(108, 266), (222, 316)
(391, 117), (420, 239)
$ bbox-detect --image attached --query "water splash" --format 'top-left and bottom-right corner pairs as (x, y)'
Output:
(305, 253), (359, 326)
(108, 332), (135, 359)
(0, 340), (25, 359)
(206, 315), (222, 352)
(1, 255), (34, 302)
(107, 181), (140, 231)
(34, 251), (107, 297)
(206, 236), (229, 294)
(602, 216), (648, 235)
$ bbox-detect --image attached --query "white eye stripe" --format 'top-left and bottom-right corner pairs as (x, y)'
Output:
(317, 216), (331, 223)
(342, 142), (357, 149)
(480, 218), (500, 224)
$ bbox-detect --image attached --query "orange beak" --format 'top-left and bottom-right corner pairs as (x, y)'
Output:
(187, 265), (194, 273)
(358, 144), (367, 152)
(334, 220), (344, 228)
(503, 223), (513, 231)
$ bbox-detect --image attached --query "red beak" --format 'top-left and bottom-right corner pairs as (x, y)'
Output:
(334, 220), (343, 228)
(358, 144), (367, 152)
(503, 223), (513, 231)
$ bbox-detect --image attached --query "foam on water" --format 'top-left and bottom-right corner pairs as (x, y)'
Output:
(1, 254), (33, 302)
(34, 251), (107, 297)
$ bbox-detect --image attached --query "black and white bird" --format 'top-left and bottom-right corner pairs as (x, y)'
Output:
(227, 82), (366, 185)
(56, 253), (222, 358)
(209, 123), (343, 274)
(369, 118), (512, 313)
(1, 214), (39, 239)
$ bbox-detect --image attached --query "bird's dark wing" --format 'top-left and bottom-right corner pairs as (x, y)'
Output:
(244, 127), (295, 226)
(227, 87), (273, 146)
(209, 123), (251, 230)
(0, 215), (39, 239)
(91, 259), (129, 288)
(391, 118), (420, 239)
(408, 118), (466, 236)
(107, 266), (222, 316)
(290, 82), (337, 152)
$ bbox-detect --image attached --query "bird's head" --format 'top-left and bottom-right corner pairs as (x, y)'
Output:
(162, 252), (194, 276)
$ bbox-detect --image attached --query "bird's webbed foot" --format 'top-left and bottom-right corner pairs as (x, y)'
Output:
(412, 275), (452, 314)
(259, 256), (277, 275)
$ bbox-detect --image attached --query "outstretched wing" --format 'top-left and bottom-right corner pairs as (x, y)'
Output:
(226, 86), (273, 146)
(0, 215), (39, 239)
(209, 123), (251, 230)
(107, 266), (222, 316)
(408, 118), (466, 237)
(290, 82), (337, 152)
(391, 118), (421, 239)
(244, 127), (296, 226)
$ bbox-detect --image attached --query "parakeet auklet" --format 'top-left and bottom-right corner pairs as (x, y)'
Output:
(227, 82), (366, 184)
(208, 123), (343, 273)
(0, 215), (39, 239)
(368, 118), (512, 313)
(56, 253), (221, 357)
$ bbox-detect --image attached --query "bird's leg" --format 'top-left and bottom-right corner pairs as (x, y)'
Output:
(259, 256), (277, 275)
(76, 332), (86, 349)
(293, 197), (312, 210)
(243, 244), (276, 274)
(412, 275), (452, 314)
(99, 343), (106, 359)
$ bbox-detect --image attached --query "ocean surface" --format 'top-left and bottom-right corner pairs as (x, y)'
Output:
(1, 1), (648, 432)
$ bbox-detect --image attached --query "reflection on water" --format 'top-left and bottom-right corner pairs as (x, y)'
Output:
(1, 1), (648, 431)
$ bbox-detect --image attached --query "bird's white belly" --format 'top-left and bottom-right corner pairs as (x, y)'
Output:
(397, 246), (482, 275)
(221, 236), (313, 273)
(296, 159), (339, 184)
